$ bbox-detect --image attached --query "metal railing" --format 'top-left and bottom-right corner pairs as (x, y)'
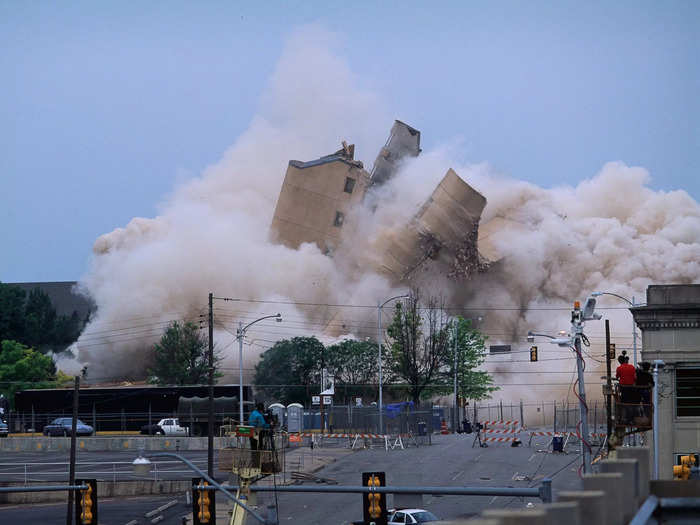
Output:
(196, 480), (552, 502)
(0, 459), (208, 483)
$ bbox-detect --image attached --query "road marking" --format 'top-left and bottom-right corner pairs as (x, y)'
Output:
(528, 454), (536, 462)
(451, 470), (464, 480)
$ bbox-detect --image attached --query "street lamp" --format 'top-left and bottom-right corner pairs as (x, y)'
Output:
(592, 291), (643, 366)
(377, 294), (409, 433)
(237, 314), (282, 423)
(526, 296), (601, 474)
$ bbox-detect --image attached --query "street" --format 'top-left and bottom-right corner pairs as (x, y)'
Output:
(0, 432), (585, 524)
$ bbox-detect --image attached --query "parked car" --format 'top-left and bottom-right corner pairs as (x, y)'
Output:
(43, 418), (94, 437)
(388, 509), (440, 524)
(0, 420), (8, 437)
(140, 418), (189, 436)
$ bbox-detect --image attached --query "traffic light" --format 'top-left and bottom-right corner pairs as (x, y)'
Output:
(192, 477), (216, 525)
(362, 471), (387, 525)
(530, 346), (538, 362)
(608, 343), (616, 360)
(673, 455), (698, 480)
(75, 479), (98, 525)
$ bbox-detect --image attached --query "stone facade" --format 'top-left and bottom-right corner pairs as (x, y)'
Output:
(631, 284), (700, 479)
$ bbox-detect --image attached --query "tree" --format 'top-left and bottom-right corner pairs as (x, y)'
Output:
(384, 290), (452, 406)
(447, 317), (498, 401)
(0, 283), (27, 343)
(149, 321), (214, 385)
(0, 340), (57, 402)
(254, 337), (324, 405)
(23, 288), (57, 349)
(325, 339), (378, 403)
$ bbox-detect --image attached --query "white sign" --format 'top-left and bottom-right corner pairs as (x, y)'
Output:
(323, 396), (333, 406)
(312, 395), (320, 405)
(355, 397), (363, 407)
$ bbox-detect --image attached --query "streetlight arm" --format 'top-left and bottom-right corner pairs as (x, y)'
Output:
(380, 294), (409, 309)
(144, 453), (271, 524)
(591, 291), (638, 306)
(240, 314), (282, 335)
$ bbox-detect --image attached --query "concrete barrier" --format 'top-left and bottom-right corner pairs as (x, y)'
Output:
(540, 501), (580, 525)
(582, 473), (624, 525)
(481, 509), (548, 525)
(616, 446), (650, 502)
(0, 436), (235, 453)
(598, 458), (639, 523)
(557, 490), (606, 525)
(0, 480), (190, 504)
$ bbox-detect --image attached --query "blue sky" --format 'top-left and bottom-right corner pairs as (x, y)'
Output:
(2, 1), (698, 282)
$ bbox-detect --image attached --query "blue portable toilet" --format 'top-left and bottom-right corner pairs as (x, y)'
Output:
(432, 406), (443, 430)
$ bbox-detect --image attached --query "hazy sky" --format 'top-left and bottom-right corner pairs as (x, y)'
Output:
(2, 1), (698, 282)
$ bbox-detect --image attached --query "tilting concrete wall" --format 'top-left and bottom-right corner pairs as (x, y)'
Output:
(270, 150), (370, 255)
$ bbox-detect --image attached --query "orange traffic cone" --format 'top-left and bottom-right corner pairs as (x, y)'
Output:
(440, 419), (449, 434)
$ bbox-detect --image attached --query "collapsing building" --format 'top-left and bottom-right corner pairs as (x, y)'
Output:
(270, 120), (500, 291)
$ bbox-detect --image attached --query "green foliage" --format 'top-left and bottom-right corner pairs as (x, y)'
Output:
(325, 339), (378, 402)
(23, 288), (57, 348)
(0, 284), (27, 343)
(0, 339), (58, 402)
(149, 321), (215, 385)
(385, 291), (498, 406)
(254, 336), (324, 405)
(446, 317), (498, 401)
(0, 283), (84, 352)
(385, 291), (452, 406)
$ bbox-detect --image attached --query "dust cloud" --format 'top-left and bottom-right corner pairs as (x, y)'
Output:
(71, 26), (700, 399)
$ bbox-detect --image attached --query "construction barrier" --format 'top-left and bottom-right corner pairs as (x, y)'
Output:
(473, 420), (522, 447)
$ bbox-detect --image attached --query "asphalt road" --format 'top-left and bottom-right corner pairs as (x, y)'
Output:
(0, 433), (587, 524)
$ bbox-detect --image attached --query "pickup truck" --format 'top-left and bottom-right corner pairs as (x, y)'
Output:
(140, 418), (189, 436)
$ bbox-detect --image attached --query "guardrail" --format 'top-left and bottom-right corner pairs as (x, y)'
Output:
(195, 479), (553, 503)
(0, 459), (208, 483)
(0, 484), (88, 493)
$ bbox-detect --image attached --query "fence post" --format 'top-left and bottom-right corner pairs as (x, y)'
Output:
(520, 400), (524, 428)
(499, 400), (503, 421)
(565, 402), (569, 431)
(542, 402), (545, 427)
(553, 402), (557, 432)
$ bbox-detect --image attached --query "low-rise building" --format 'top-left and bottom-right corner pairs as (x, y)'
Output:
(632, 284), (700, 479)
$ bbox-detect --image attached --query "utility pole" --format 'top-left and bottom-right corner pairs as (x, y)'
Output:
(632, 295), (638, 367)
(377, 301), (383, 434)
(605, 320), (613, 454)
(238, 321), (244, 425)
(572, 302), (591, 473)
(208, 292), (214, 478)
(453, 321), (458, 432)
(66, 376), (79, 525)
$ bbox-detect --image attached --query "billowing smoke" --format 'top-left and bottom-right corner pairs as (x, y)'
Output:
(72, 26), (700, 398)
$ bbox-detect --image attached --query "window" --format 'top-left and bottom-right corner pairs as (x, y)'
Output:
(489, 345), (511, 354)
(393, 512), (406, 523)
(333, 211), (345, 227)
(344, 177), (356, 194)
(676, 368), (700, 417)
